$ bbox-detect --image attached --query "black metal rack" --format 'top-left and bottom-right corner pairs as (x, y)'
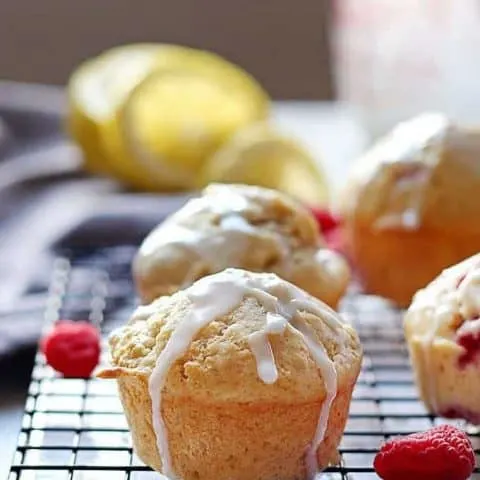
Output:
(7, 246), (480, 479)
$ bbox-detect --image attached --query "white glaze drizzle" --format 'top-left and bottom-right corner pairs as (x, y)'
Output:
(147, 268), (344, 479)
(248, 329), (280, 384)
(137, 186), (288, 289)
(366, 114), (480, 232)
(372, 163), (432, 231)
(350, 113), (448, 231)
(137, 184), (346, 291)
(247, 294), (289, 384)
(139, 213), (255, 273)
(289, 317), (338, 478)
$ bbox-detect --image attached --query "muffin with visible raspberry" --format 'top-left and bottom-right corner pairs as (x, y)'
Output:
(134, 183), (350, 308)
(405, 253), (480, 423)
(98, 268), (362, 480)
(341, 113), (480, 306)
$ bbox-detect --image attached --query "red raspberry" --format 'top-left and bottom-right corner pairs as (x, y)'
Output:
(374, 424), (475, 480)
(309, 207), (347, 255)
(309, 207), (341, 234)
(41, 321), (101, 378)
(457, 321), (480, 367)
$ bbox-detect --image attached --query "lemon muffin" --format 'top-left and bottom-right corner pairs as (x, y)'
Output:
(405, 253), (480, 423)
(134, 183), (350, 308)
(99, 268), (362, 480)
(341, 113), (480, 306)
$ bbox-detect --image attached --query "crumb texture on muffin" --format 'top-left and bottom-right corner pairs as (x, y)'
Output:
(102, 268), (362, 480)
(133, 183), (349, 307)
(405, 253), (480, 422)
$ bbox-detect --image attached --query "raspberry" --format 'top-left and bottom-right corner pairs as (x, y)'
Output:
(309, 207), (341, 234)
(374, 424), (475, 480)
(457, 321), (480, 367)
(309, 207), (347, 256)
(41, 321), (101, 378)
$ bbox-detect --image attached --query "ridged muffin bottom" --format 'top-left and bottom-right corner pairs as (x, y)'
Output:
(115, 372), (357, 480)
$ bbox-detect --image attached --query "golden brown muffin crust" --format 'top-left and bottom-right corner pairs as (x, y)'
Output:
(100, 269), (363, 480)
(106, 289), (361, 404)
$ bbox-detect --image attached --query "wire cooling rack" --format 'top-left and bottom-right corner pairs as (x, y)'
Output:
(7, 245), (480, 479)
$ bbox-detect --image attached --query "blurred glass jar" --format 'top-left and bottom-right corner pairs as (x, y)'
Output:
(332, 0), (480, 138)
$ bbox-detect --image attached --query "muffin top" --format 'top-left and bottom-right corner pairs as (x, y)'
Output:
(133, 183), (349, 303)
(405, 253), (480, 348)
(106, 268), (362, 404)
(341, 113), (480, 233)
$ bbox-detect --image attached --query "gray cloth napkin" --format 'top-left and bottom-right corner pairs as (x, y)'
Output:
(0, 108), (190, 357)
(0, 163), (189, 356)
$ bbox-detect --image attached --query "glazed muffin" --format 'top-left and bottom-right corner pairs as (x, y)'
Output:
(405, 253), (480, 423)
(340, 113), (480, 306)
(134, 183), (350, 308)
(99, 268), (362, 480)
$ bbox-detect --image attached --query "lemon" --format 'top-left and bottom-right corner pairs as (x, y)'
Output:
(66, 44), (168, 178)
(67, 44), (270, 191)
(67, 57), (110, 174)
(202, 124), (329, 206)
(107, 49), (269, 190)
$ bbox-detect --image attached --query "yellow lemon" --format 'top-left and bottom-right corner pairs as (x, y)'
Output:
(66, 43), (164, 177)
(67, 44), (270, 191)
(202, 123), (329, 206)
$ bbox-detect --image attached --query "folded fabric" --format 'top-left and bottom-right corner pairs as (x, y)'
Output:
(0, 122), (190, 358)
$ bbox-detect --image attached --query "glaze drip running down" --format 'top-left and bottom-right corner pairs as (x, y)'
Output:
(347, 113), (449, 231)
(145, 268), (345, 480)
(138, 187), (260, 280)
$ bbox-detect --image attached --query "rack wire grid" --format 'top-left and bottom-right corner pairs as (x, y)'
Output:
(7, 245), (480, 479)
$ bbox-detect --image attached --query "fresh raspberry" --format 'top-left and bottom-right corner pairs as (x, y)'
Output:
(309, 207), (341, 234)
(309, 207), (347, 256)
(457, 321), (480, 367)
(41, 321), (101, 378)
(374, 424), (475, 480)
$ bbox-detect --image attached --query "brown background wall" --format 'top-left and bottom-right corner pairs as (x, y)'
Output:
(0, 0), (333, 99)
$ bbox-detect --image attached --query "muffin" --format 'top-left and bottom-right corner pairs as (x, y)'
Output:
(341, 113), (480, 306)
(405, 253), (480, 423)
(134, 183), (350, 308)
(99, 268), (362, 480)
